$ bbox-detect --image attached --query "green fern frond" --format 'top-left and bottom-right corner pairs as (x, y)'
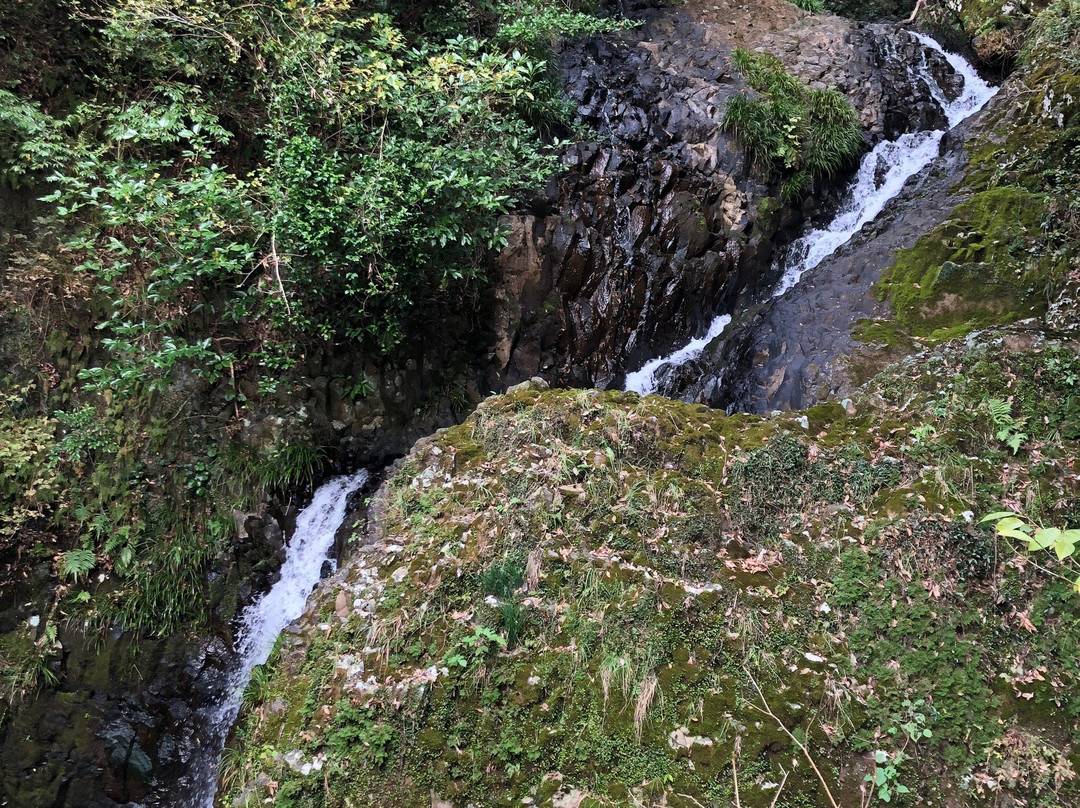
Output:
(60, 548), (96, 581)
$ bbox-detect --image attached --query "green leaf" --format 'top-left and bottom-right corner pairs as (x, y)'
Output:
(980, 511), (1017, 523)
(1027, 527), (1057, 551)
(996, 516), (1034, 541)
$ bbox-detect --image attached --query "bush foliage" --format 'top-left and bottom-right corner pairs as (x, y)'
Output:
(6, 0), (620, 393)
(0, 0), (621, 639)
(723, 49), (864, 200)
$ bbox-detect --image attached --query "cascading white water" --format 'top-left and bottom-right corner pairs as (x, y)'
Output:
(624, 314), (732, 395)
(623, 32), (997, 395)
(185, 469), (368, 808)
(773, 130), (945, 295)
(775, 32), (997, 295)
(912, 32), (997, 129)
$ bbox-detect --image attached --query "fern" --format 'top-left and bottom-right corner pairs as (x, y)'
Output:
(987, 398), (1012, 425)
(60, 547), (96, 581)
(986, 398), (1028, 454)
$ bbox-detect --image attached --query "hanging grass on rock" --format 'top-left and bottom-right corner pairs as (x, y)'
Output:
(723, 49), (864, 200)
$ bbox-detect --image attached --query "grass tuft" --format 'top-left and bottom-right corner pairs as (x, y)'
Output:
(724, 49), (863, 200)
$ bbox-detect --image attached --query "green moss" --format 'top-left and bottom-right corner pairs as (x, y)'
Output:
(224, 338), (1080, 807)
(877, 187), (1061, 339)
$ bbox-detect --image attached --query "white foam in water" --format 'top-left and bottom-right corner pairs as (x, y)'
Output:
(912, 32), (997, 129)
(188, 469), (368, 807)
(774, 32), (997, 296)
(625, 314), (731, 396)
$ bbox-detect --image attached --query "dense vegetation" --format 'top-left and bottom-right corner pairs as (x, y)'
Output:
(0, 0), (623, 692)
(3, 0), (1080, 805)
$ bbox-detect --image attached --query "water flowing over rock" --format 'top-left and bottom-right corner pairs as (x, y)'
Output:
(181, 471), (368, 807)
(642, 30), (997, 410)
(483, 3), (969, 392)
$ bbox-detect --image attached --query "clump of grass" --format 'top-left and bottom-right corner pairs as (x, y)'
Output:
(723, 49), (863, 200)
(254, 442), (326, 492)
(1021, 0), (1080, 67)
(479, 557), (524, 599)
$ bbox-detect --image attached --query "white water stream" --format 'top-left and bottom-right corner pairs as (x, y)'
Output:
(186, 469), (368, 807)
(623, 32), (997, 396)
(775, 32), (997, 294)
(624, 314), (732, 395)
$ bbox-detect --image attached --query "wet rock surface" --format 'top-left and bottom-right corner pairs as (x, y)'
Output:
(0, 508), (294, 808)
(664, 129), (974, 412)
(485, 2), (968, 392)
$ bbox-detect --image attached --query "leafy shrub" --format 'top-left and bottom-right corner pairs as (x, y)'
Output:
(254, 443), (326, 492)
(723, 49), (863, 200)
(28, 1), (625, 393)
(0, 387), (60, 538)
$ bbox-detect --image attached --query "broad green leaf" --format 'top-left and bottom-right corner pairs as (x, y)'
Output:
(980, 511), (1017, 523)
(1038, 527), (1063, 546)
(1027, 528), (1058, 551)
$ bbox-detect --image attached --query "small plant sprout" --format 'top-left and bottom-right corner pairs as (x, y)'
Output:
(864, 749), (911, 804)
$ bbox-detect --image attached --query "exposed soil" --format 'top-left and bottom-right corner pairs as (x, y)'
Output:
(681, 0), (812, 45)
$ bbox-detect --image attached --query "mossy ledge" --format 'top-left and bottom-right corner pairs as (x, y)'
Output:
(222, 330), (1080, 808)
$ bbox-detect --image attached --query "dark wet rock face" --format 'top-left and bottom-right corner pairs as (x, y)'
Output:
(661, 123), (979, 413)
(484, 13), (765, 391)
(0, 516), (287, 808)
(760, 21), (962, 137)
(484, 6), (967, 392)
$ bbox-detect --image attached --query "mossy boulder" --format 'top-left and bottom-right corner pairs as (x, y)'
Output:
(867, 2), (1080, 350)
(877, 186), (1060, 339)
(222, 331), (1080, 808)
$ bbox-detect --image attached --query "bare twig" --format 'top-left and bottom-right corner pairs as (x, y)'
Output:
(904, 0), (929, 23)
(768, 767), (789, 808)
(269, 231), (291, 316)
(732, 751), (742, 808)
(744, 670), (841, 808)
(675, 794), (707, 808)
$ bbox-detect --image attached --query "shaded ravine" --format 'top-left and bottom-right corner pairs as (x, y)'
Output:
(180, 471), (368, 808)
(625, 31), (996, 406)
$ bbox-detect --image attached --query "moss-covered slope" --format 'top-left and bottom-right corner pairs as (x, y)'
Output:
(871, 0), (1080, 345)
(223, 330), (1080, 808)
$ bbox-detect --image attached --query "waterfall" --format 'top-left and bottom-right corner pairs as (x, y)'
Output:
(775, 32), (997, 294)
(623, 32), (997, 396)
(624, 314), (732, 395)
(183, 469), (368, 808)
(773, 130), (946, 295)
